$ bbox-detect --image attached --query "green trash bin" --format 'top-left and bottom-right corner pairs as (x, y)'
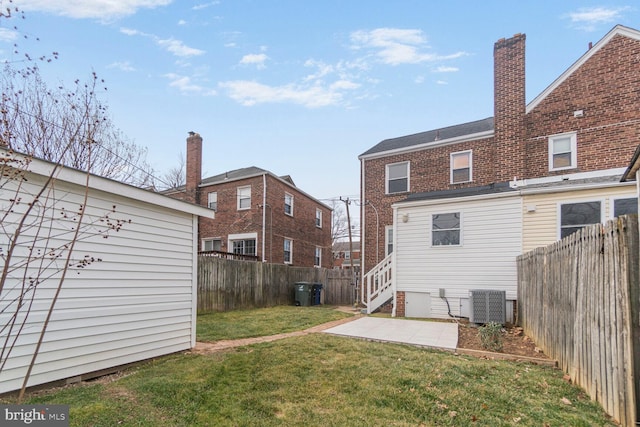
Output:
(294, 282), (312, 306)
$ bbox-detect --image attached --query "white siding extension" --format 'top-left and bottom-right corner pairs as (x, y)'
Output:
(0, 157), (211, 394)
(394, 194), (522, 319)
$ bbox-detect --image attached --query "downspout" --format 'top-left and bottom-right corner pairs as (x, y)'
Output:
(360, 158), (367, 305)
(262, 174), (267, 262)
(391, 204), (398, 317)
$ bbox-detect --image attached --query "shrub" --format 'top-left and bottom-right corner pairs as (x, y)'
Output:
(479, 322), (504, 352)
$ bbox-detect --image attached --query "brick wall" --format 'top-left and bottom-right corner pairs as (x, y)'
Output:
(185, 133), (202, 204)
(197, 174), (332, 268)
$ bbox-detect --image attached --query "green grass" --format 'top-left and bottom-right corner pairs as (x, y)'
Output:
(2, 307), (617, 426)
(196, 305), (352, 341)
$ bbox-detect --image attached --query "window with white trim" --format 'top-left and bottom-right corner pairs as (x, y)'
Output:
(549, 132), (577, 171)
(232, 238), (256, 256)
(385, 225), (393, 256)
(202, 238), (221, 252)
(284, 193), (294, 216)
(559, 201), (601, 238)
(315, 208), (322, 228)
(386, 162), (409, 194)
(207, 192), (217, 211)
(237, 186), (251, 210)
(314, 246), (322, 267)
(451, 150), (472, 184)
(613, 197), (637, 217)
(432, 212), (461, 246)
(284, 238), (293, 264)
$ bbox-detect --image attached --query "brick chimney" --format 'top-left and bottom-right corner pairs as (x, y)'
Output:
(494, 33), (526, 182)
(185, 131), (202, 205)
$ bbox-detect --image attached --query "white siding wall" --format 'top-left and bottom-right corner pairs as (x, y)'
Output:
(395, 195), (522, 319)
(0, 172), (197, 393)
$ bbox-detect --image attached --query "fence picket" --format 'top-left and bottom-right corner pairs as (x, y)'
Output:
(517, 215), (638, 426)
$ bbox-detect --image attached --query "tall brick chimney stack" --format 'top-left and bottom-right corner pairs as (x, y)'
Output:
(494, 33), (526, 182)
(186, 131), (203, 205)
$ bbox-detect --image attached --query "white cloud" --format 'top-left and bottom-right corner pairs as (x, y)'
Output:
(350, 28), (467, 66)
(0, 28), (18, 42)
(436, 80), (448, 85)
(178, 19), (187, 25)
(14, 0), (172, 20)
(121, 28), (204, 57)
(193, 1), (220, 11)
(565, 7), (630, 31)
(108, 61), (136, 71)
(219, 79), (358, 108)
(158, 38), (205, 57)
(433, 66), (458, 73)
(240, 53), (269, 69)
(164, 73), (216, 96)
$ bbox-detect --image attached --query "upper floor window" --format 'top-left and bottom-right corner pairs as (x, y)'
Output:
(207, 192), (217, 211)
(432, 212), (461, 246)
(237, 186), (251, 210)
(612, 197), (637, 218)
(549, 132), (577, 171)
(559, 200), (601, 239)
(314, 246), (322, 267)
(315, 208), (322, 228)
(284, 238), (293, 264)
(284, 193), (294, 216)
(451, 150), (472, 184)
(386, 162), (409, 194)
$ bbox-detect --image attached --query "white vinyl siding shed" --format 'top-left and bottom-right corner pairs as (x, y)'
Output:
(393, 193), (522, 319)
(0, 153), (213, 394)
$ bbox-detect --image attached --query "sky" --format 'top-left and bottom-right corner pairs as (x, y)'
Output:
(1, 1), (639, 212)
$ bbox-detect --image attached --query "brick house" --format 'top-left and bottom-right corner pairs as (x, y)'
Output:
(332, 240), (361, 270)
(359, 25), (640, 318)
(167, 133), (332, 267)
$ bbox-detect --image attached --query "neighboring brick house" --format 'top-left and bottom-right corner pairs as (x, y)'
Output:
(167, 133), (332, 268)
(359, 25), (640, 317)
(332, 241), (361, 270)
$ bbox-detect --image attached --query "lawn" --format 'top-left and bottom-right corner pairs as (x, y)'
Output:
(4, 307), (616, 426)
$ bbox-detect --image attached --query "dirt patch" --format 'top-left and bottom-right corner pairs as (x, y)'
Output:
(456, 320), (550, 360)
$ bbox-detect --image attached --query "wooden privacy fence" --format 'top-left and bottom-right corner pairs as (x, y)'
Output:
(197, 256), (356, 313)
(517, 215), (639, 427)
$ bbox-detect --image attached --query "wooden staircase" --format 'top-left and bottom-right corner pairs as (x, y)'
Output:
(362, 254), (394, 314)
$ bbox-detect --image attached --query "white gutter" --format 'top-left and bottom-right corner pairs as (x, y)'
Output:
(360, 158), (366, 305)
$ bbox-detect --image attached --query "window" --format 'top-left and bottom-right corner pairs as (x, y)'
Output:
(451, 150), (472, 184)
(385, 226), (393, 256)
(202, 238), (221, 252)
(284, 193), (294, 216)
(315, 209), (322, 228)
(432, 212), (461, 246)
(613, 197), (637, 217)
(344, 251), (351, 260)
(284, 238), (292, 264)
(386, 162), (409, 194)
(237, 186), (251, 210)
(549, 132), (577, 171)
(314, 247), (322, 267)
(560, 201), (601, 238)
(207, 192), (217, 211)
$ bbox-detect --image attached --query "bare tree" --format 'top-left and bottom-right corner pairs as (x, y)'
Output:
(0, 3), (131, 400)
(330, 199), (358, 246)
(158, 152), (185, 190)
(2, 66), (155, 187)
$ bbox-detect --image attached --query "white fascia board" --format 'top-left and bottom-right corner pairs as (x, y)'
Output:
(513, 168), (627, 187)
(6, 150), (214, 218)
(358, 130), (494, 161)
(518, 180), (635, 196)
(527, 25), (640, 113)
(392, 189), (519, 210)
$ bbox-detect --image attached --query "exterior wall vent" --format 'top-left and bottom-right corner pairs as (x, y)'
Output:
(469, 290), (506, 324)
